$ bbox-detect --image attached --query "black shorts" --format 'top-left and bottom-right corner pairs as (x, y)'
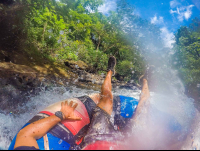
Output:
(26, 95), (129, 149)
(82, 107), (124, 147)
(79, 95), (131, 131)
(77, 95), (96, 120)
(14, 146), (40, 150)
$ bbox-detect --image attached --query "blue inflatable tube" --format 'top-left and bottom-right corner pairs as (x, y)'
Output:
(120, 96), (139, 118)
(8, 95), (183, 150)
(9, 95), (139, 150)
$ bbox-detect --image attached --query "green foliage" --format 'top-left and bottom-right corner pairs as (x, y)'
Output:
(117, 60), (134, 80)
(173, 18), (200, 90)
(78, 0), (104, 12)
(3, 0), (158, 83)
(78, 47), (108, 71)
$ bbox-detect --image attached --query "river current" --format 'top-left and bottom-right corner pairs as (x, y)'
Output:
(0, 82), (199, 150)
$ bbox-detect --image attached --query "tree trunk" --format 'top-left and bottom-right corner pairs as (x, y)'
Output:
(97, 35), (101, 51)
(42, 22), (47, 41)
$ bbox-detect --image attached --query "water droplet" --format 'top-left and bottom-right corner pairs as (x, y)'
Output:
(75, 65), (79, 69)
(60, 30), (64, 35)
(58, 139), (63, 144)
(110, 146), (114, 150)
(48, 29), (53, 33)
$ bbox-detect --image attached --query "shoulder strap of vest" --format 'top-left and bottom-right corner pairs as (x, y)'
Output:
(43, 134), (49, 150)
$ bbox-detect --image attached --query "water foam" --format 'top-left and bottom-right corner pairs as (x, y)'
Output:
(121, 66), (198, 150)
(0, 85), (199, 150)
(0, 86), (100, 149)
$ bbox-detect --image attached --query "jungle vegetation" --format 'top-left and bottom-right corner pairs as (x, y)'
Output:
(0, 0), (199, 100)
(172, 18), (200, 99)
(0, 0), (164, 83)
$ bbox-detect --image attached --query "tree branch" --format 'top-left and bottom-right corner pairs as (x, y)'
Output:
(97, 35), (101, 51)
(103, 44), (116, 52)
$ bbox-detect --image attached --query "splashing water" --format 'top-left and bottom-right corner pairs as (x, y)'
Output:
(121, 65), (200, 150)
(0, 81), (199, 150)
(181, 111), (200, 150)
(124, 93), (197, 150)
(0, 86), (98, 149)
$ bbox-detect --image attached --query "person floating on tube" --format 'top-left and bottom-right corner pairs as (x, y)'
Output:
(13, 56), (151, 150)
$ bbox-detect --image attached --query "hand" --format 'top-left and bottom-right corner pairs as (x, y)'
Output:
(60, 101), (82, 121)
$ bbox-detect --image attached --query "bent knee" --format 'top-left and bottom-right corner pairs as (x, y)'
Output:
(100, 92), (113, 101)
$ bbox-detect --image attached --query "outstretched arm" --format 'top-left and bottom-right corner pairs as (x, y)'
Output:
(14, 101), (82, 149)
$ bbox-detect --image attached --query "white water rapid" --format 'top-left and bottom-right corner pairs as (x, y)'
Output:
(0, 80), (199, 150)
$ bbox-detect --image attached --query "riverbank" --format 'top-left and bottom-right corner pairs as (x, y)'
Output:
(0, 49), (140, 113)
(0, 48), (140, 89)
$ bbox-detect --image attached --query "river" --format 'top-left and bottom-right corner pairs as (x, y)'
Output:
(0, 82), (199, 150)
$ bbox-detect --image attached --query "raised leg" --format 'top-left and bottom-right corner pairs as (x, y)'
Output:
(97, 70), (113, 115)
(132, 78), (150, 122)
(97, 56), (116, 115)
(139, 79), (150, 103)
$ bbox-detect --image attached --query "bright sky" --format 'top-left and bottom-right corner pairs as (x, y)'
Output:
(98, 0), (200, 48)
